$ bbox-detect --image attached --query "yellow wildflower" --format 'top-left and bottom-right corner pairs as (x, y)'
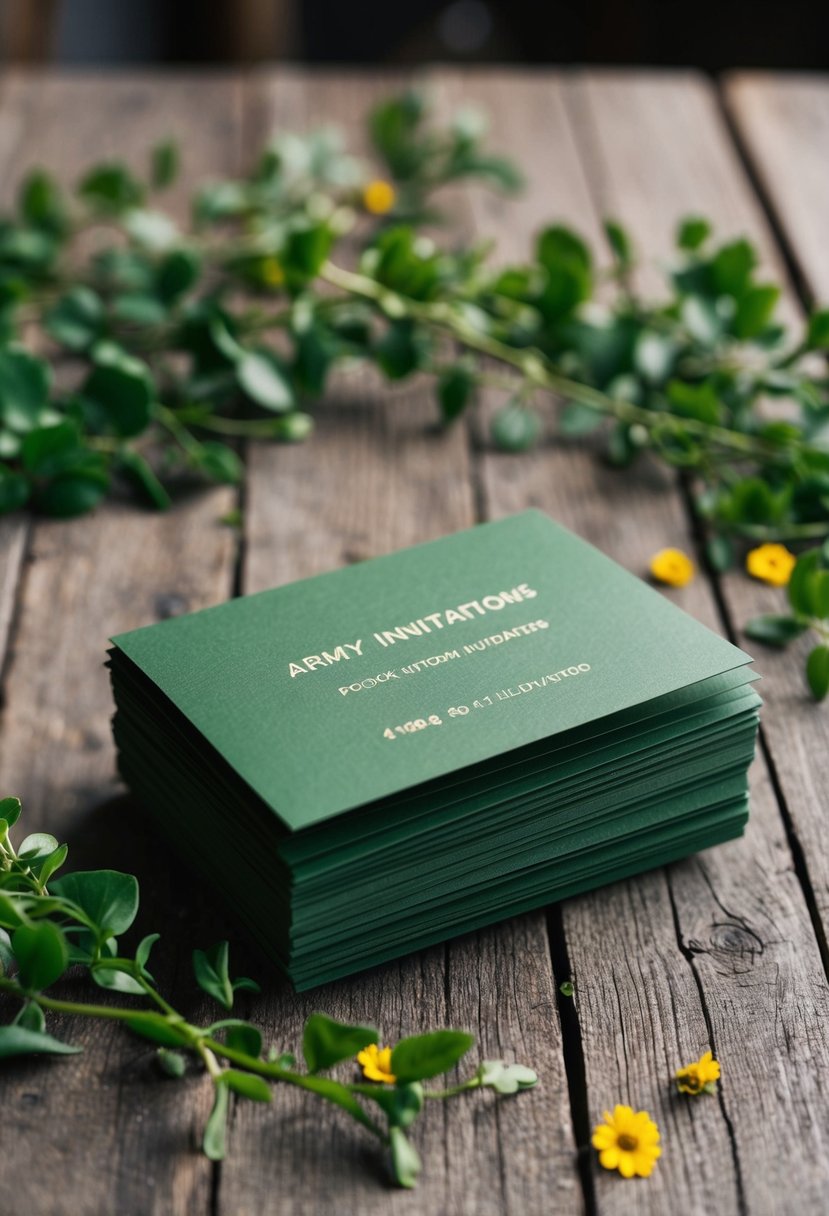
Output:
(259, 256), (285, 288)
(649, 548), (695, 588)
(746, 543), (796, 587)
(357, 1043), (396, 1083)
(362, 179), (396, 215)
(591, 1105), (661, 1179)
(675, 1050), (720, 1095)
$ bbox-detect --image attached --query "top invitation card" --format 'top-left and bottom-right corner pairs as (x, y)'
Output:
(111, 510), (752, 832)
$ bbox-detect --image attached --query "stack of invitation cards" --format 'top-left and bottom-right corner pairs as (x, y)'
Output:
(109, 511), (760, 990)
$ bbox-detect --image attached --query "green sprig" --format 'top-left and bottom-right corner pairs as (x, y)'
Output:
(0, 796), (538, 1188)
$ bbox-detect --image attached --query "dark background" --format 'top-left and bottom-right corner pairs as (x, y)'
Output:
(0, 0), (826, 70)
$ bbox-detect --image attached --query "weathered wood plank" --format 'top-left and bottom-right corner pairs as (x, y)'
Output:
(562, 68), (829, 1211)
(724, 73), (829, 301)
(217, 69), (581, 1216)
(0, 72), (247, 1216)
(434, 68), (745, 1215)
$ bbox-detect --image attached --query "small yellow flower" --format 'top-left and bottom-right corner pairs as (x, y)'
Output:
(357, 1043), (396, 1083)
(362, 179), (396, 215)
(746, 543), (796, 587)
(675, 1050), (720, 1095)
(259, 256), (285, 288)
(650, 548), (695, 588)
(592, 1105), (661, 1179)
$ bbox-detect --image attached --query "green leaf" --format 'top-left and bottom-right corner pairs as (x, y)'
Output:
(705, 535), (734, 573)
(359, 1080), (424, 1127)
(375, 319), (424, 380)
(125, 1012), (192, 1048)
(677, 217), (711, 251)
(743, 614), (808, 648)
(111, 293), (168, 327)
(478, 1060), (538, 1094)
(604, 218), (633, 267)
(0, 467), (29, 514)
(91, 960), (146, 995)
(490, 404), (541, 452)
(35, 473), (108, 518)
(559, 980), (575, 998)
(196, 441), (243, 485)
(806, 308), (829, 351)
(123, 209), (179, 251)
(711, 238), (756, 297)
(35, 843), (69, 887)
(788, 550), (824, 616)
(118, 449), (171, 511)
(18, 832), (59, 861)
(535, 225), (592, 320)
(12, 920), (69, 990)
(21, 420), (80, 476)
(78, 163), (145, 213)
(0, 1024), (80, 1059)
(437, 364), (475, 423)
(0, 347), (51, 433)
(157, 1047), (187, 1078)
(45, 287), (104, 352)
(193, 941), (233, 1009)
(203, 1081), (230, 1161)
(807, 645), (829, 700)
(281, 222), (335, 288)
(390, 1029), (475, 1083)
(389, 1126), (421, 1189)
(157, 249), (201, 303)
(52, 870), (139, 938)
(222, 1069), (272, 1102)
(151, 140), (179, 190)
(19, 170), (69, 236)
(136, 932), (160, 972)
(667, 379), (722, 425)
(0, 797), (22, 828)
(559, 401), (603, 437)
(302, 1012), (377, 1073)
(215, 1020), (263, 1060)
(634, 331), (675, 385)
(13, 999), (46, 1032)
(733, 283), (780, 339)
(83, 354), (154, 438)
(237, 350), (294, 412)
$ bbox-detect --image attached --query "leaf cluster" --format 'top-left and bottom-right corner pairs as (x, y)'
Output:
(745, 542), (829, 699)
(0, 797), (537, 1188)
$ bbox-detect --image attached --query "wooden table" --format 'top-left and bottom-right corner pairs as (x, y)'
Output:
(1, 68), (828, 1216)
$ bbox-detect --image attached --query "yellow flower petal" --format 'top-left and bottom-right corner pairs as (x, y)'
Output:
(618, 1154), (637, 1179)
(650, 548), (695, 588)
(592, 1105), (661, 1178)
(356, 1043), (396, 1083)
(745, 543), (796, 587)
(362, 179), (396, 215)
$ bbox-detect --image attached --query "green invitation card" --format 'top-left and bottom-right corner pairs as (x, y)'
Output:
(112, 511), (752, 829)
(110, 510), (760, 988)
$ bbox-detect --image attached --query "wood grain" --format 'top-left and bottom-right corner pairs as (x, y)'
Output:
(217, 69), (581, 1216)
(1, 67), (828, 1216)
(563, 68), (829, 1212)
(0, 73), (245, 1216)
(724, 73), (829, 301)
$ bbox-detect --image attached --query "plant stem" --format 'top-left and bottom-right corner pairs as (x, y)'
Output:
(320, 260), (807, 466)
(422, 1077), (482, 1099)
(203, 1037), (387, 1139)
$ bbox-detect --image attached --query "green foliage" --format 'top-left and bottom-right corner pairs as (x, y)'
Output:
(0, 87), (825, 591)
(0, 797), (537, 1189)
(746, 545), (829, 699)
